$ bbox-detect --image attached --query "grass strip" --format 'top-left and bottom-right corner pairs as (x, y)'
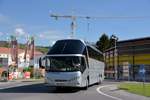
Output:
(118, 82), (150, 97)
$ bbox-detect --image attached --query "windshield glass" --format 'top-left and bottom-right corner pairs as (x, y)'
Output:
(48, 40), (86, 54)
(45, 56), (86, 72)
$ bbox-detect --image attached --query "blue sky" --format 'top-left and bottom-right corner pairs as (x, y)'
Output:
(0, 0), (150, 46)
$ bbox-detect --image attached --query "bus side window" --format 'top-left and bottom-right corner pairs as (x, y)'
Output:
(80, 57), (86, 73)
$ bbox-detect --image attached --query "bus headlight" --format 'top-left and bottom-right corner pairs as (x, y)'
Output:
(70, 76), (80, 81)
(46, 77), (53, 82)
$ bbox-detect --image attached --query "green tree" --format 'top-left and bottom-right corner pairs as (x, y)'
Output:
(96, 33), (110, 52)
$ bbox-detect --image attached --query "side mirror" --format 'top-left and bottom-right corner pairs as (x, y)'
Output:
(39, 57), (46, 68)
(39, 57), (42, 68)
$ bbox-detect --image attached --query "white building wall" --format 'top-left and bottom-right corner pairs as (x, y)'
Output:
(18, 52), (30, 68)
(0, 53), (12, 67)
(0, 52), (43, 69)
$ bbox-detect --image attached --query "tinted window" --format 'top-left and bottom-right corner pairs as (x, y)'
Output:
(87, 46), (104, 61)
(45, 56), (86, 73)
(48, 40), (86, 54)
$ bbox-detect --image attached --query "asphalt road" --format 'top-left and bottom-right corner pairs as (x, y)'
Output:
(0, 80), (117, 100)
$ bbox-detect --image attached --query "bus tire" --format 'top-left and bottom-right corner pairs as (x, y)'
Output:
(84, 78), (89, 90)
(97, 77), (102, 85)
(97, 75), (102, 85)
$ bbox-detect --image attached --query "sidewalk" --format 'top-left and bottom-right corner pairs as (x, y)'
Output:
(0, 78), (44, 83)
(8, 78), (44, 82)
(0, 78), (44, 90)
(100, 83), (150, 100)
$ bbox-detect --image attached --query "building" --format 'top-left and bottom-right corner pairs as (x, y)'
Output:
(0, 47), (43, 69)
(104, 37), (150, 81)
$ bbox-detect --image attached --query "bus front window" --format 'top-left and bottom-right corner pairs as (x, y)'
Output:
(45, 56), (85, 72)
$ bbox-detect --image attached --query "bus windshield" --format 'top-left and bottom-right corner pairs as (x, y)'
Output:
(45, 56), (86, 72)
(47, 40), (86, 54)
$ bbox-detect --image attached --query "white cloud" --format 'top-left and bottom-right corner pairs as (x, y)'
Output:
(0, 13), (9, 24)
(36, 30), (66, 46)
(38, 30), (65, 40)
(14, 27), (26, 36)
(0, 32), (4, 36)
(0, 14), (5, 21)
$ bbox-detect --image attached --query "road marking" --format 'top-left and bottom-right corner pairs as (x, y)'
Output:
(96, 85), (123, 100)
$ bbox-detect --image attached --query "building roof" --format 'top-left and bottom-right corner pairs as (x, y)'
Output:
(118, 37), (150, 43)
(0, 47), (10, 54)
(105, 37), (150, 52)
(0, 47), (43, 55)
(117, 37), (150, 47)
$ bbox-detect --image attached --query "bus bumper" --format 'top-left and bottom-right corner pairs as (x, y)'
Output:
(44, 79), (82, 87)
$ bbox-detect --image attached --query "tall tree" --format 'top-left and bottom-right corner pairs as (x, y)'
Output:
(10, 35), (18, 65)
(96, 33), (110, 52)
(29, 36), (34, 60)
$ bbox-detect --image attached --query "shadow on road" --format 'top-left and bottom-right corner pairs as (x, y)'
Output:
(0, 83), (81, 93)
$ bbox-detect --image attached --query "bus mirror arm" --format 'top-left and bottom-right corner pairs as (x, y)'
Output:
(39, 57), (45, 68)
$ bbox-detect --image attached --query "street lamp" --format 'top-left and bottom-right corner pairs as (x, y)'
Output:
(111, 35), (118, 80)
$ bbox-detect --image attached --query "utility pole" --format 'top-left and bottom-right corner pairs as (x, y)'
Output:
(70, 16), (76, 38)
(111, 35), (118, 80)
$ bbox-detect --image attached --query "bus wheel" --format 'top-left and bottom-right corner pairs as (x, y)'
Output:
(84, 79), (89, 90)
(97, 77), (102, 85)
(97, 75), (102, 85)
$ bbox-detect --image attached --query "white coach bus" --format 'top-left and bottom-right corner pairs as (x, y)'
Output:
(39, 39), (104, 89)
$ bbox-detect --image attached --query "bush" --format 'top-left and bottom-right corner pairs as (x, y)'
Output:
(0, 64), (3, 68)
(23, 67), (31, 72)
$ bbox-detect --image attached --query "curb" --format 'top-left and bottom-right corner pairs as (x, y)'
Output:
(96, 85), (122, 100)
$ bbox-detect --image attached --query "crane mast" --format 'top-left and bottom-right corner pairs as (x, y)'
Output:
(50, 14), (90, 38)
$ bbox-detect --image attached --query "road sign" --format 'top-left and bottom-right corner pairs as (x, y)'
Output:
(139, 64), (146, 82)
(139, 64), (146, 75)
(139, 64), (146, 95)
(139, 69), (146, 74)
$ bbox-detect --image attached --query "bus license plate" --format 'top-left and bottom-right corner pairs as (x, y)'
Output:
(56, 83), (64, 86)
